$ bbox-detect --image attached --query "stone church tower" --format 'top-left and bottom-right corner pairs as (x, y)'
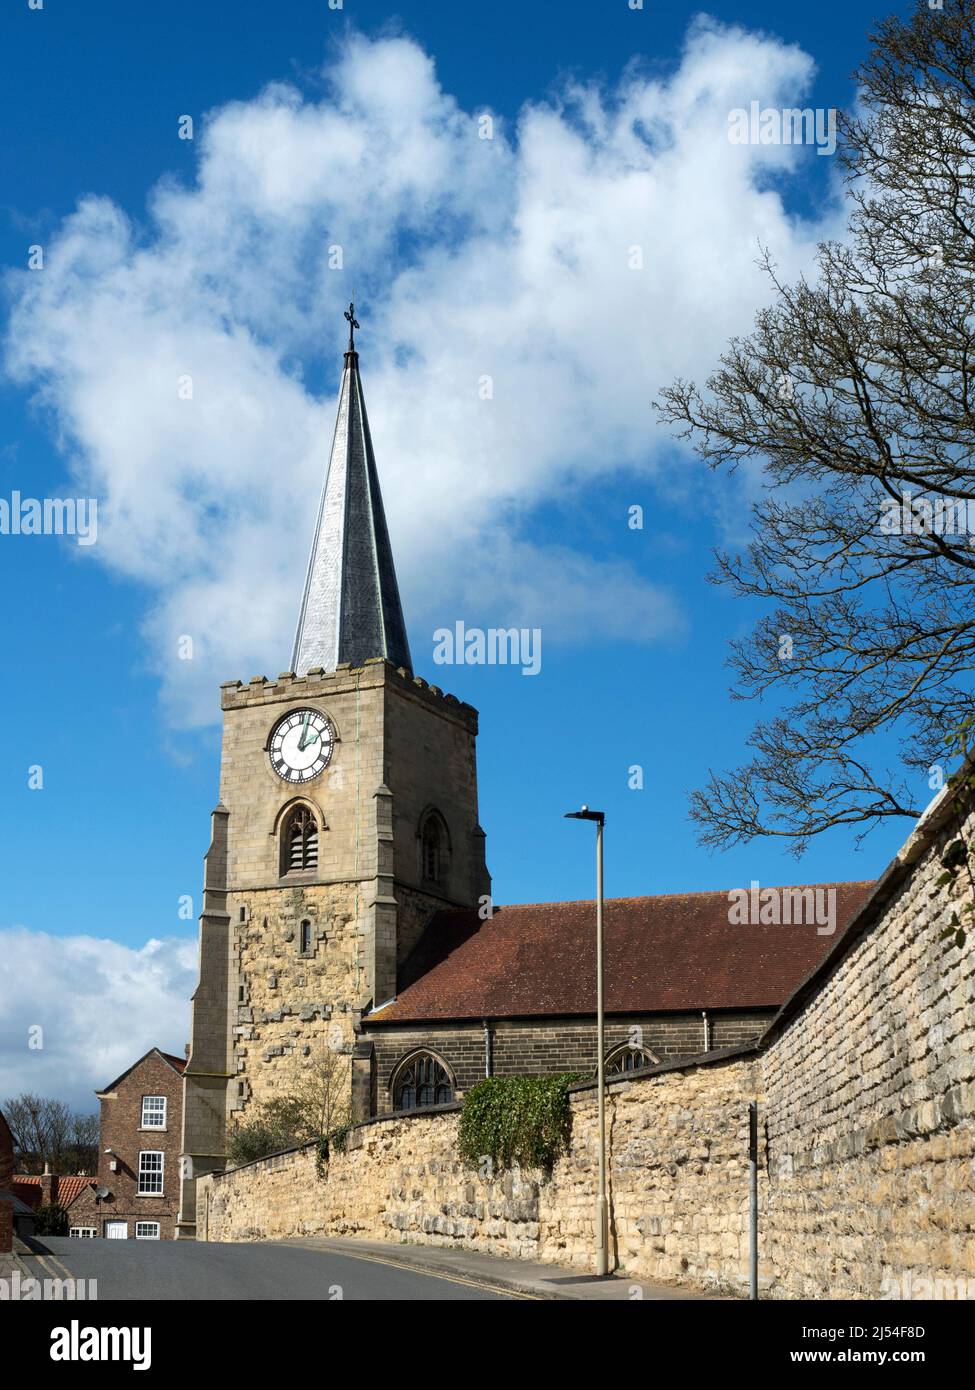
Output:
(177, 311), (490, 1237)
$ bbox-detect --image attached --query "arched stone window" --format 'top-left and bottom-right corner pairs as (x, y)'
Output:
(282, 805), (318, 873)
(605, 1044), (658, 1076)
(392, 1052), (454, 1111)
(417, 808), (451, 889)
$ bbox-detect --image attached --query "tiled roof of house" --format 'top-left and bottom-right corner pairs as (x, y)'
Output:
(367, 882), (875, 1024)
(11, 1176), (41, 1210)
(58, 1176), (97, 1208)
(11, 1175), (95, 1208)
(98, 1046), (187, 1094)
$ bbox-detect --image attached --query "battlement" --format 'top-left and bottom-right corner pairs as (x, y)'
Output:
(220, 657), (478, 731)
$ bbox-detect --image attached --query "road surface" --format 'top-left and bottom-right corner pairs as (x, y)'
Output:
(22, 1236), (520, 1301)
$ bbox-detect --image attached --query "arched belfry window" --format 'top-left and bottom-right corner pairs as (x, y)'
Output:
(418, 808), (451, 889)
(606, 1044), (657, 1077)
(423, 819), (441, 882)
(283, 806), (318, 873)
(392, 1053), (454, 1111)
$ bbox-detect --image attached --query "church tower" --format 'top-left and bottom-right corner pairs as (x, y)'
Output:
(177, 308), (490, 1237)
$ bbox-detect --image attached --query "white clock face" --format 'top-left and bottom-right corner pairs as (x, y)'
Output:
(268, 709), (334, 783)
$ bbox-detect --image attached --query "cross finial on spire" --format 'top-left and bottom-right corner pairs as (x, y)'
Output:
(344, 300), (360, 352)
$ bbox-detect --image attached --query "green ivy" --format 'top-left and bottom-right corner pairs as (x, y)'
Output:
(458, 1074), (583, 1175)
(315, 1122), (353, 1180)
(314, 1135), (330, 1180)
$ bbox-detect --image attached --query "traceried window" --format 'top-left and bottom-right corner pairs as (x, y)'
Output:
(393, 1053), (454, 1111)
(140, 1095), (166, 1129)
(283, 806), (318, 873)
(606, 1045), (656, 1076)
(419, 809), (450, 888)
(138, 1151), (164, 1196)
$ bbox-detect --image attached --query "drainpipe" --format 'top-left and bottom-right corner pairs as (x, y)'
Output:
(702, 1010), (710, 1052)
(483, 1020), (493, 1077)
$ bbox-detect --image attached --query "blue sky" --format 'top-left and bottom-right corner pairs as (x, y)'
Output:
(0, 0), (920, 1105)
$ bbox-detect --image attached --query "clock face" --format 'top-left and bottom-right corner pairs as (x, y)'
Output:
(268, 708), (334, 783)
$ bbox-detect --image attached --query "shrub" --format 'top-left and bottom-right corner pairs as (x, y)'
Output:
(34, 1202), (69, 1236)
(227, 1117), (298, 1166)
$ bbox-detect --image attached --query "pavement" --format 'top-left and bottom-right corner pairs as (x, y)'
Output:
(280, 1236), (724, 1300)
(1, 1233), (723, 1301)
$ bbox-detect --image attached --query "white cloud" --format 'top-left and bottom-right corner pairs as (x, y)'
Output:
(4, 20), (845, 727)
(0, 928), (196, 1112)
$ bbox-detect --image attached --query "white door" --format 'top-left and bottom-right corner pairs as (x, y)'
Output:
(105, 1221), (128, 1239)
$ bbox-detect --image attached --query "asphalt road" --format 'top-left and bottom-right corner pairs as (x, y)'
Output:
(26, 1237), (516, 1301)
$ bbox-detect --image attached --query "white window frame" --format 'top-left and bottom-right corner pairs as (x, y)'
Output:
(140, 1095), (167, 1129)
(137, 1150), (164, 1196)
(70, 1227), (96, 1239)
(135, 1221), (161, 1240)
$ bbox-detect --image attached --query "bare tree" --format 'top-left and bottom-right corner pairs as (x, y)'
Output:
(657, 0), (975, 853)
(67, 1113), (100, 1175)
(262, 1039), (352, 1142)
(1, 1094), (89, 1172)
(227, 1039), (352, 1165)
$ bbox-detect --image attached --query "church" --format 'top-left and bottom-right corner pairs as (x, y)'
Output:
(176, 309), (870, 1237)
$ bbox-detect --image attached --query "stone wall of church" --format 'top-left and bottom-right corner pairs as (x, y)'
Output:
(365, 1011), (774, 1114)
(230, 882), (362, 1118)
(197, 782), (975, 1298)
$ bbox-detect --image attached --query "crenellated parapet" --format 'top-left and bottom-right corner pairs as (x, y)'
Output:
(220, 657), (479, 733)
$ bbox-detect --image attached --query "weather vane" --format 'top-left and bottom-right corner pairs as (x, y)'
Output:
(344, 300), (360, 351)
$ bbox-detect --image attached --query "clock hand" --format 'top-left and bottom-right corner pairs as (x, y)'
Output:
(298, 712), (311, 750)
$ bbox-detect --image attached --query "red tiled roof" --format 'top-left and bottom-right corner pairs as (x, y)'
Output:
(11, 1174), (95, 1208)
(160, 1052), (187, 1074)
(12, 1176), (41, 1210)
(58, 1176), (97, 1208)
(368, 883), (875, 1023)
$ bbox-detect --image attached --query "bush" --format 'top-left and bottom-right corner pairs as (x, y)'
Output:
(34, 1202), (69, 1236)
(458, 1074), (583, 1175)
(226, 1117), (299, 1166)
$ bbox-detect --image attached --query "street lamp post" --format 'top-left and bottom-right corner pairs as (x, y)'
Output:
(565, 804), (608, 1276)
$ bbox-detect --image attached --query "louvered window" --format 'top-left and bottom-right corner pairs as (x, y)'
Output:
(422, 818), (441, 882)
(285, 808), (318, 871)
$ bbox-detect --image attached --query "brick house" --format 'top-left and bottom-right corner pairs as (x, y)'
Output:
(13, 1169), (95, 1209)
(67, 1048), (186, 1240)
(0, 1107), (14, 1254)
(12, 1170), (96, 1237)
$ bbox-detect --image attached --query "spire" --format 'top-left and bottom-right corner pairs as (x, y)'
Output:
(291, 305), (413, 676)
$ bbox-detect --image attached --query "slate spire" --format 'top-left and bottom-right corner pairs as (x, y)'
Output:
(291, 305), (413, 676)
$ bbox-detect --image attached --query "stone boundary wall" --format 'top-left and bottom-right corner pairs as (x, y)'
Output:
(198, 1052), (762, 1290)
(198, 782), (975, 1298)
